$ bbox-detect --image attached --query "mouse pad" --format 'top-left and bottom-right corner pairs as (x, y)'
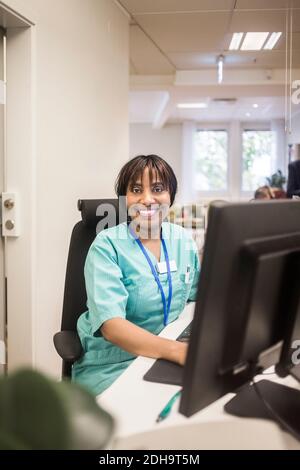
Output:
(143, 359), (184, 386)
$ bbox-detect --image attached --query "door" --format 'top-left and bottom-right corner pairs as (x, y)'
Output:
(0, 28), (6, 374)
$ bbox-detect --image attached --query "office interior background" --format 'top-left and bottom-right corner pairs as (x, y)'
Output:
(0, 0), (299, 389)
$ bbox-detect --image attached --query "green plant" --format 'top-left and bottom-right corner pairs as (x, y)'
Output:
(0, 369), (114, 450)
(266, 169), (286, 189)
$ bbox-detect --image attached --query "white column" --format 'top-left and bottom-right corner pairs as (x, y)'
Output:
(271, 119), (286, 173)
(181, 121), (196, 204)
(229, 120), (242, 200)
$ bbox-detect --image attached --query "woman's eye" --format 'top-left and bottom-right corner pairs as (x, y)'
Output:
(153, 186), (164, 193)
(132, 187), (141, 193)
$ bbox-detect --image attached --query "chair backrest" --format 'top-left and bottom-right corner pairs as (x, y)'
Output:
(61, 199), (120, 332)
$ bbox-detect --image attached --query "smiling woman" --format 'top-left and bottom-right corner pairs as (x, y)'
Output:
(72, 155), (200, 396)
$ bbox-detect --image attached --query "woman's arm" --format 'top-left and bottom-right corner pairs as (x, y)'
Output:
(101, 318), (188, 366)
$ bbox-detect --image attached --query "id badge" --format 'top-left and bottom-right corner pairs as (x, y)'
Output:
(156, 260), (177, 274)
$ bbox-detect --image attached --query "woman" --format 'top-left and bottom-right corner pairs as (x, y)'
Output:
(254, 185), (275, 200)
(72, 155), (200, 395)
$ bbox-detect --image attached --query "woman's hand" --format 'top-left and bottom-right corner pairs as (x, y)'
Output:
(173, 341), (189, 366)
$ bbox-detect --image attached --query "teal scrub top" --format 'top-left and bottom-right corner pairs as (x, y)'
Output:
(72, 221), (200, 396)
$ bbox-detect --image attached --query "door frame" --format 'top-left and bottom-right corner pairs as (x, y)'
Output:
(0, 1), (36, 371)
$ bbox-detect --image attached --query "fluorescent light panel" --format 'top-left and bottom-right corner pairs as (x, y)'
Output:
(240, 32), (269, 50)
(217, 55), (224, 84)
(229, 33), (244, 50)
(177, 103), (208, 109)
(264, 32), (282, 49)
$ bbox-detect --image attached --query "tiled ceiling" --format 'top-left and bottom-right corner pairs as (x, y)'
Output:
(121, 0), (300, 125)
(120, 0), (300, 74)
(121, 0), (235, 14)
(236, 0), (291, 9)
(133, 12), (232, 53)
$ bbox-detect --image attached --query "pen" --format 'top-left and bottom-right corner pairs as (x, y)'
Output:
(185, 265), (190, 284)
(156, 390), (182, 423)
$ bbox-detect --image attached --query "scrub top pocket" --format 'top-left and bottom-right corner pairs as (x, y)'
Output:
(127, 272), (188, 328)
(168, 273), (188, 322)
(126, 276), (160, 323)
(180, 270), (195, 305)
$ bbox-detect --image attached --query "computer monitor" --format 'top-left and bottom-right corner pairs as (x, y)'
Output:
(179, 200), (300, 429)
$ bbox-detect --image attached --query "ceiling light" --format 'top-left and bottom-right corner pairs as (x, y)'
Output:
(241, 32), (269, 51)
(253, 103), (259, 108)
(177, 103), (208, 109)
(217, 55), (224, 84)
(229, 33), (244, 50)
(245, 112), (251, 117)
(263, 32), (282, 50)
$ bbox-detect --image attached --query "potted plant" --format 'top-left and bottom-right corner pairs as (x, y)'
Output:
(0, 369), (114, 450)
(265, 170), (286, 189)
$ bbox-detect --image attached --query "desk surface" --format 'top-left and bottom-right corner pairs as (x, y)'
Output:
(97, 303), (300, 450)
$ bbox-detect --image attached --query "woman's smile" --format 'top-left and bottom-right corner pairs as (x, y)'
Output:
(138, 207), (158, 218)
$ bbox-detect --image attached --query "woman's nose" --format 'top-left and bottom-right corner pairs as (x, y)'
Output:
(139, 190), (156, 206)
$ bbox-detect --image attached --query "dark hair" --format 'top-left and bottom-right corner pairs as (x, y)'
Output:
(254, 185), (274, 200)
(115, 155), (177, 205)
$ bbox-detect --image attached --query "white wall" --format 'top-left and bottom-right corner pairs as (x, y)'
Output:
(4, 0), (129, 378)
(129, 123), (183, 201)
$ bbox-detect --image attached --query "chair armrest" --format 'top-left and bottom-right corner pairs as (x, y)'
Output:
(53, 331), (83, 362)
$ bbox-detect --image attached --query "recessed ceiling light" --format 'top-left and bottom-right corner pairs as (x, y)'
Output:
(246, 112), (251, 117)
(253, 103), (259, 108)
(177, 103), (208, 109)
(217, 55), (224, 84)
(241, 32), (269, 51)
(264, 32), (282, 50)
(229, 33), (244, 50)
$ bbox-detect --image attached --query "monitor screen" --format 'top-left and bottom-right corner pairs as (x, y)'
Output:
(180, 200), (300, 417)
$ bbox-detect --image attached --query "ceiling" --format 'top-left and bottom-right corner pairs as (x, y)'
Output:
(118, 0), (300, 125)
(129, 92), (288, 123)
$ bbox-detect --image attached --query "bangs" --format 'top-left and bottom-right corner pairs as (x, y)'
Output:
(128, 159), (170, 191)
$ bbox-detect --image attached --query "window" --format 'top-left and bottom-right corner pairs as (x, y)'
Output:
(242, 130), (274, 192)
(194, 129), (228, 192)
(192, 124), (278, 199)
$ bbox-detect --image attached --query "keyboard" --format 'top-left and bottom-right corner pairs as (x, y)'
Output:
(143, 321), (193, 386)
(176, 321), (193, 343)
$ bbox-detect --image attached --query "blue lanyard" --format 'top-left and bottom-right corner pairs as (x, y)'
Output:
(129, 227), (172, 326)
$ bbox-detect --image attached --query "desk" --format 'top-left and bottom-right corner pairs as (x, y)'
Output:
(97, 303), (300, 450)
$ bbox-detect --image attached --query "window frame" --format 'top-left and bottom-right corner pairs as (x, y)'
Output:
(193, 121), (273, 201)
(240, 122), (273, 198)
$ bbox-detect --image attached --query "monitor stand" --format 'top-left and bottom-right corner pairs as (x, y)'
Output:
(224, 379), (300, 441)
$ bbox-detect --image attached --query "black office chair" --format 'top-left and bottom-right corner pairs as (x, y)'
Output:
(53, 198), (120, 379)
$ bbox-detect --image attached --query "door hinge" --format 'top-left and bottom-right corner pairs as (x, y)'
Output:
(1, 192), (20, 237)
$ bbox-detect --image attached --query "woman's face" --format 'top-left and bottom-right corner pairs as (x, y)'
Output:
(126, 167), (171, 232)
